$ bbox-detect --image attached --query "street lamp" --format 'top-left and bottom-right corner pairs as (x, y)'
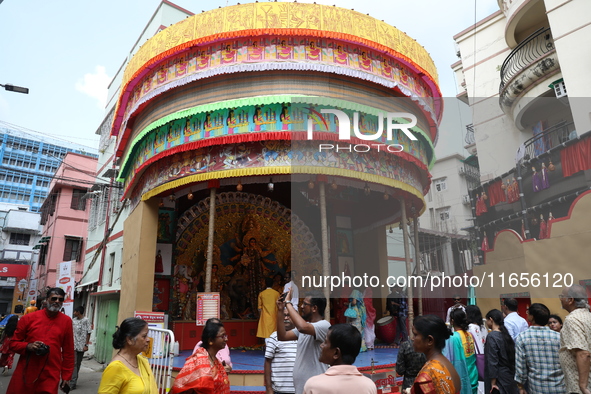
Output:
(1, 83), (29, 94)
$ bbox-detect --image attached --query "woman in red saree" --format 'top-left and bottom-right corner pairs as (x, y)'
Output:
(410, 315), (461, 394)
(173, 321), (230, 394)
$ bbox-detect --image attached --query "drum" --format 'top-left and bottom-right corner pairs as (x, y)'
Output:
(375, 316), (397, 344)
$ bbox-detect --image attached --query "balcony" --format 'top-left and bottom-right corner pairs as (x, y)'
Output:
(499, 28), (559, 112)
(499, 0), (547, 48)
(464, 124), (477, 155)
(521, 121), (576, 162)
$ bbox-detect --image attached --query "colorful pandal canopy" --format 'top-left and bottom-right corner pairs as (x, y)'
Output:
(116, 94), (437, 183)
(111, 3), (442, 155)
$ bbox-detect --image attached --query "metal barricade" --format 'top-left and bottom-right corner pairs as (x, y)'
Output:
(147, 327), (175, 393)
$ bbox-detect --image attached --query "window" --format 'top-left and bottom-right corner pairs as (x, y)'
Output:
(433, 178), (447, 192)
(71, 189), (87, 210)
(105, 252), (116, 286)
(63, 238), (83, 262)
(438, 208), (450, 221)
(9, 233), (30, 245)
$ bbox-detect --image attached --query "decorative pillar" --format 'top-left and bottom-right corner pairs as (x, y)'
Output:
(205, 186), (217, 292)
(399, 196), (414, 331)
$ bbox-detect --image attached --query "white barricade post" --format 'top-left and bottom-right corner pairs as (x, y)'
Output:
(147, 327), (176, 393)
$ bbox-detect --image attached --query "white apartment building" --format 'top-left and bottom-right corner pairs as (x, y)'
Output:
(424, 153), (476, 236)
(80, 1), (193, 362)
(453, 0), (591, 181)
(452, 0), (591, 314)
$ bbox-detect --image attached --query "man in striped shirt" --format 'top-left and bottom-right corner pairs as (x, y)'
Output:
(265, 307), (298, 394)
(514, 302), (565, 394)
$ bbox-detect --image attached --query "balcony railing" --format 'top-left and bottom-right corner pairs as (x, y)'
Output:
(499, 27), (554, 94)
(522, 120), (575, 161)
(465, 124), (475, 145)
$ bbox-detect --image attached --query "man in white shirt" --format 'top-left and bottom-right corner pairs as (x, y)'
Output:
(445, 295), (466, 324)
(502, 298), (529, 340)
(283, 270), (299, 311)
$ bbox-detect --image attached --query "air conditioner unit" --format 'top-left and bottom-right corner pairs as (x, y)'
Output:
(553, 80), (567, 98)
(462, 195), (471, 205)
(551, 79), (569, 106)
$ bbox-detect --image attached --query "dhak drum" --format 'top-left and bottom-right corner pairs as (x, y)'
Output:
(376, 316), (397, 344)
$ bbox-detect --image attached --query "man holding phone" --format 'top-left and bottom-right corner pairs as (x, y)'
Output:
(276, 288), (330, 394)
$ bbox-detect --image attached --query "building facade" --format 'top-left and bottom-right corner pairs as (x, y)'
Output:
(453, 0), (591, 315)
(0, 203), (42, 315)
(36, 153), (97, 296)
(79, 0), (194, 362)
(0, 126), (97, 212)
(81, 1), (442, 365)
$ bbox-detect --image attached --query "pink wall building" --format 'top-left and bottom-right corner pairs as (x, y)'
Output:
(37, 152), (97, 293)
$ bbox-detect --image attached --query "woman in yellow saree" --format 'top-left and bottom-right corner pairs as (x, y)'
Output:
(98, 318), (158, 394)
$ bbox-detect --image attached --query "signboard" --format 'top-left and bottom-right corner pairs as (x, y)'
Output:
(0, 264), (29, 278)
(27, 279), (38, 306)
(56, 261), (74, 316)
(134, 311), (166, 359)
(196, 292), (220, 326)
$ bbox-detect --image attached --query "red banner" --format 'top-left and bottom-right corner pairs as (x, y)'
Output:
(0, 264), (29, 278)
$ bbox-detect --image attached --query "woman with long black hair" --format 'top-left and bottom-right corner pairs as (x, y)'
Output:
(445, 309), (478, 394)
(484, 309), (518, 394)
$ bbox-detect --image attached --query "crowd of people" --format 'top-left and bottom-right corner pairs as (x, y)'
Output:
(396, 285), (591, 394)
(4, 282), (591, 394)
(167, 284), (591, 394)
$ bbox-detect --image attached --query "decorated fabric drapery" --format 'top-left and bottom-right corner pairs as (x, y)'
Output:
(486, 180), (506, 207)
(561, 137), (591, 177)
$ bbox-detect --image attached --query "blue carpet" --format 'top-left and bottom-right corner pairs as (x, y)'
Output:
(166, 347), (399, 371)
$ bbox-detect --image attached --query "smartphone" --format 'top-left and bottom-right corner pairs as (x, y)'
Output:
(279, 292), (288, 302)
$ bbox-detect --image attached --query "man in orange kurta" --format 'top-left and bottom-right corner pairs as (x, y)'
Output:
(8, 287), (74, 393)
(257, 278), (280, 339)
(24, 299), (38, 315)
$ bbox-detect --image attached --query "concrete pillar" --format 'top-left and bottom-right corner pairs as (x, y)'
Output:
(118, 198), (159, 324)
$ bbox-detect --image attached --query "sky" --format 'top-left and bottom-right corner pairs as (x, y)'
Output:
(0, 0), (498, 155)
